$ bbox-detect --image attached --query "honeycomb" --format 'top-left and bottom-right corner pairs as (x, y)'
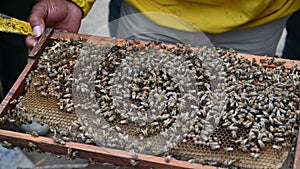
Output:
(5, 38), (300, 169)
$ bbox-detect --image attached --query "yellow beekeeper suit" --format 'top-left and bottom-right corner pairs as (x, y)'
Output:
(72, 0), (300, 33)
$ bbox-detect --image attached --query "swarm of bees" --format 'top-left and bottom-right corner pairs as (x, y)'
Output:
(2, 38), (300, 169)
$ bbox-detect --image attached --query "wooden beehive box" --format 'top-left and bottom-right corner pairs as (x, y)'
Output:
(1, 28), (300, 169)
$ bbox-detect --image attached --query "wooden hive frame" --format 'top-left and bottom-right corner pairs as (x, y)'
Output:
(1, 28), (300, 169)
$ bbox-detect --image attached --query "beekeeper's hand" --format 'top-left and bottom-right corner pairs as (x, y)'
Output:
(26, 0), (82, 48)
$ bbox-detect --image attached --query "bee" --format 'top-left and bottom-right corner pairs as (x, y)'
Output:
(188, 158), (200, 163)
(274, 132), (283, 137)
(140, 128), (148, 137)
(150, 121), (159, 127)
(230, 117), (238, 124)
(227, 124), (238, 131)
(231, 131), (237, 139)
(250, 153), (260, 159)
(8, 118), (16, 123)
(40, 91), (48, 97)
(108, 115), (116, 122)
(67, 148), (72, 159)
(28, 142), (37, 149)
(258, 140), (265, 149)
(39, 74), (47, 79)
(240, 145), (248, 152)
(59, 139), (66, 145)
(274, 137), (285, 142)
(284, 130), (293, 136)
(130, 159), (139, 166)
(269, 126), (275, 132)
(200, 134), (208, 142)
(88, 157), (96, 165)
(79, 126), (86, 131)
(138, 134), (144, 141)
(33, 82), (41, 87)
(222, 121), (231, 127)
(205, 161), (218, 166)
(248, 131), (256, 141)
(9, 99), (18, 105)
(94, 109), (101, 115)
(72, 151), (78, 159)
(268, 132), (274, 140)
(66, 107), (74, 112)
(272, 145), (282, 151)
(210, 142), (220, 150)
(103, 110), (114, 117)
(262, 137), (271, 142)
(273, 118), (283, 125)
(62, 136), (71, 141)
(2, 141), (13, 148)
(31, 131), (39, 137)
(165, 155), (172, 163)
(85, 137), (94, 144)
(291, 63), (298, 74)
(120, 119), (128, 125)
(130, 149), (138, 160)
(54, 154), (62, 159)
(71, 121), (80, 129)
(224, 159), (238, 166)
(52, 136), (66, 145)
(163, 118), (173, 127)
(113, 125), (121, 132)
(224, 147), (234, 152)
(250, 146), (260, 153)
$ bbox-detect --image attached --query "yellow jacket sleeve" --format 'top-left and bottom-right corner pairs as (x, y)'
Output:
(71, 0), (95, 17)
(126, 0), (300, 33)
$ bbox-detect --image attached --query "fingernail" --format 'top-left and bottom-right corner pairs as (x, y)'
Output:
(33, 26), (42, 37)
(33, 41), (37, 47)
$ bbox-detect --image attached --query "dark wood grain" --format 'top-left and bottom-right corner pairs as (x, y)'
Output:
(28, 28), (53, 58)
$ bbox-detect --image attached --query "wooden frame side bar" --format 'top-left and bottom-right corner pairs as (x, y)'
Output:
(0, 129), (212, 169)
(0, 59), (36, 117)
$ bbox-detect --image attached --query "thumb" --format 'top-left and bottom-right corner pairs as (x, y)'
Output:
(28, 3), (47, 37)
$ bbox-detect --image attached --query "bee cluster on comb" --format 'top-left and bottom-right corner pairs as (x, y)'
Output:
(2, 38), (300, 169)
